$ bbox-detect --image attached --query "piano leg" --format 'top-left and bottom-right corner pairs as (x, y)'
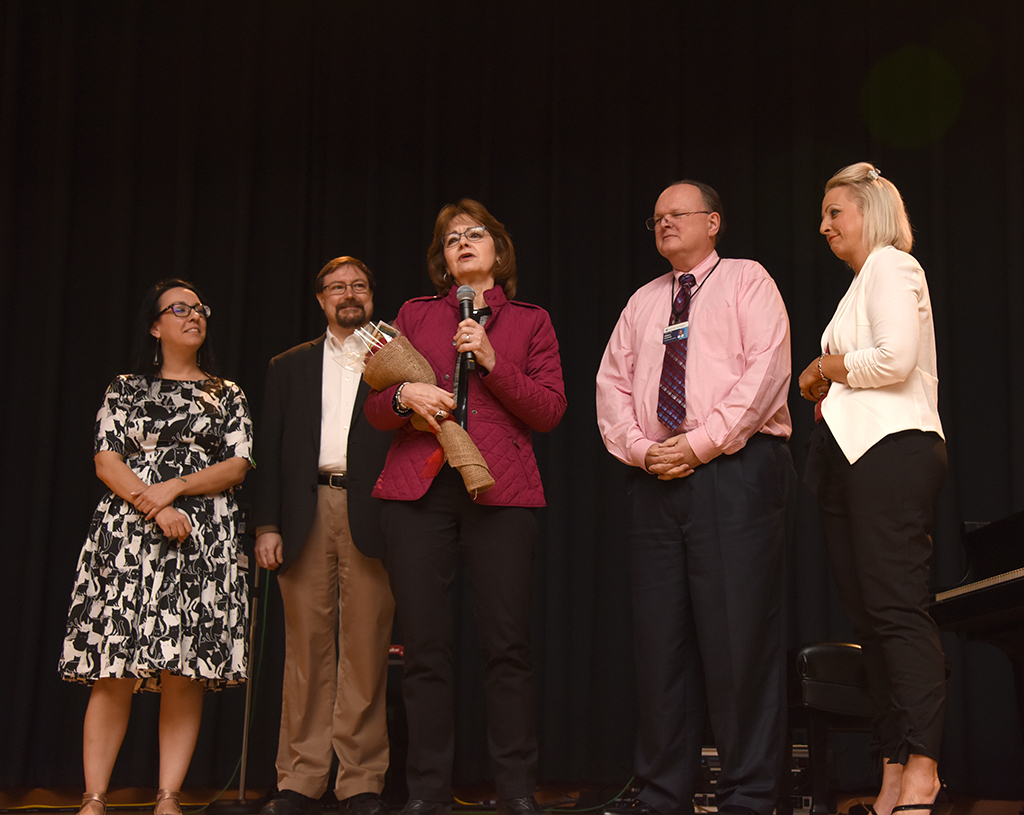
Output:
(982, 634), (1024, 812)
(1010, 654), (1024, 815)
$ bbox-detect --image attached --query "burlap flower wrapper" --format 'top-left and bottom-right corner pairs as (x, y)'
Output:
(363, 336), (494, 494)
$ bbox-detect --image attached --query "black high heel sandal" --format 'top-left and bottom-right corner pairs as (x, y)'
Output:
(891, 786), (951, 815)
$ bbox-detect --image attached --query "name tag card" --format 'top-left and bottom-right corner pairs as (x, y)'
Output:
(663, 321), (688, 344)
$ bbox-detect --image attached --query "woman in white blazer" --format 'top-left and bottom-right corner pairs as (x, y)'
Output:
(799, 163), (949, 815)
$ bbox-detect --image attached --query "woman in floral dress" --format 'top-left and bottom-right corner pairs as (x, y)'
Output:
(59, 279), (254, 815)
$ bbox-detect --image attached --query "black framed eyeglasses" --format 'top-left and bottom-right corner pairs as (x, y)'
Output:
(645, 211), (711, 231)
(159, 302), (212, 318)
(323, 281), (370, 296)
(442, 226), (489, 248)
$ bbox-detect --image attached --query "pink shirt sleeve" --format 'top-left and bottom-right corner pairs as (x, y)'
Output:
(684, 272), (792, 462)
(595, 294), (652, 469)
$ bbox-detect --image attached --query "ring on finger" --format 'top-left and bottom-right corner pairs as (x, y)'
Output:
(435, 410), (445, 420)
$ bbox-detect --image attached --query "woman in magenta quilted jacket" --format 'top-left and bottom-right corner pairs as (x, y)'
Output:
(365, 199), (566, 815)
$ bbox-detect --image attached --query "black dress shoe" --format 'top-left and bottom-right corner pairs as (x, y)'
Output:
(398, 800), (450, 815)
(260, 791), (321, 815)
(341, 793), (389, 815)
(497, 798), (543, 815)
(600, 801), (663, 815)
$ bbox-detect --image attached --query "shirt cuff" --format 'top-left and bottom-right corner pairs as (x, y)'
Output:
(629, 439), (654, 470)
(684, 426), (719, 464)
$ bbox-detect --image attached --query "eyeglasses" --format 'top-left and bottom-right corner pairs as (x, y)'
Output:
(645, 211), (711, 231)
(442, 226), (489, 248)
(159, 302), (212, 318)
(323, 281), (370, 296)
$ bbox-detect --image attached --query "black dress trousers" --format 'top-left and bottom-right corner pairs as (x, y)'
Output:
(811, 421), (947, 763)
(628, 434), (796, 815)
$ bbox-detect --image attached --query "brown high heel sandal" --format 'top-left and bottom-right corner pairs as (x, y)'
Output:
(78, 793), (107, 815)
(154, 790), (183, 815)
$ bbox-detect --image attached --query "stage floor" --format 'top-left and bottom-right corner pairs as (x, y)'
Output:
(1, 788), (1022, 815)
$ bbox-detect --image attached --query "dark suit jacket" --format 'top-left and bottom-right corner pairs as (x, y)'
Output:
(252, 335), (393, 571)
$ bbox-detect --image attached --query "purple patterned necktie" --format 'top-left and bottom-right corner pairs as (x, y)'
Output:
(657, 273), (696, 432)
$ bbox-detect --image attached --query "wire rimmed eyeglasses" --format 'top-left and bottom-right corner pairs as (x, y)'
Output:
(442, 226), (489, 248)
(159, 302), (212, 318)
(645, 211), (711, 231)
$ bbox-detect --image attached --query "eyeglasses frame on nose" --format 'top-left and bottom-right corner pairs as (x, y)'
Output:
(442, 226), (489, 248)
(645, 211), (712, 231)
(322, 281), (370, 296)
(159, 302), (212, 319)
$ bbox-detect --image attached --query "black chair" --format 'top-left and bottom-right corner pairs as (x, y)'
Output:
(780, 643), (874, 815)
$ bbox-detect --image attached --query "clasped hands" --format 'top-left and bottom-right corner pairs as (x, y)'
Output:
(131, 479), (191, 543)
(645, 434), (701, 480)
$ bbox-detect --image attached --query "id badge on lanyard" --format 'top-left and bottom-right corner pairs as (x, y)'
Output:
(663, 322), (688, 344)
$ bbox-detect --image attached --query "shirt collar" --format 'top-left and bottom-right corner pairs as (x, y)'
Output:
(673, 249), (720, 286)
(324, 329), (364, 366)
(324, 329), (345, 356)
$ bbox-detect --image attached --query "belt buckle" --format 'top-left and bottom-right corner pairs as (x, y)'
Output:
(328, 473), (346, 489)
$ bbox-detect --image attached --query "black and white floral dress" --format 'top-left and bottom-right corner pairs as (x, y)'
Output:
(59, 374), (254, 692)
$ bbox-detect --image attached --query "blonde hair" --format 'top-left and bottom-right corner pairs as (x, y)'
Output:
(825, 162), (913, 253)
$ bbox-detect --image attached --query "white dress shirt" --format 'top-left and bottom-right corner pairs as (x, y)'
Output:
(318, 331), (362, 472)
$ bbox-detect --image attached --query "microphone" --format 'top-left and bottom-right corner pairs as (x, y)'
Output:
(456, 285), (477, 372)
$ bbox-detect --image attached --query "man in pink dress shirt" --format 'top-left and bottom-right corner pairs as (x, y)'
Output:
(596, 181), (796, 815)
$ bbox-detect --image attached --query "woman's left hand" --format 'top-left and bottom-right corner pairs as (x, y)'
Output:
(799, 358), (832, 402)
(155, 506), (191, 542)
(454, 318), (496, 371)
(131, 478), (186, 519)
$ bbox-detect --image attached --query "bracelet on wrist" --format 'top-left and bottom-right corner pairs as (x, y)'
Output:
(393, 382), (413, 416)
(817, 353), (830, 382)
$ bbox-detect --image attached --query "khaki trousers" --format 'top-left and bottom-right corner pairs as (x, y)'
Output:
(276, 484), (395, 800)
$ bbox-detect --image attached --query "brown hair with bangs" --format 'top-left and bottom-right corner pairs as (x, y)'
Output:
(426, 199), (518, 298)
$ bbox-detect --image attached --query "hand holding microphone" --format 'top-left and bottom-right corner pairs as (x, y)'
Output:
(456, 285), (477, 371)
(453, 285), (496, 371)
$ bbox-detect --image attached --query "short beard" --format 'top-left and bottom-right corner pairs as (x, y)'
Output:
(335, 301), (367, 329)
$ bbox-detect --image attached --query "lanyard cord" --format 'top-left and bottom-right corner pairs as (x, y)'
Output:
(670, 257), (722, 321)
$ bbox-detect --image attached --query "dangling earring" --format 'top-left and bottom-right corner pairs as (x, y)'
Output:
(153, 340), (160, 367)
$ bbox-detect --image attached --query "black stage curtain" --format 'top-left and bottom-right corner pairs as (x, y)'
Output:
(3, 0), (1023, 800)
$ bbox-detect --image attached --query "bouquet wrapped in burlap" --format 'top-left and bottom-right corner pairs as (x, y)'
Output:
(351, 324), (494, 495)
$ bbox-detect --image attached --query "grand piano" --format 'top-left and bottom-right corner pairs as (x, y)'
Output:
(930, 509), (1024, 742)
